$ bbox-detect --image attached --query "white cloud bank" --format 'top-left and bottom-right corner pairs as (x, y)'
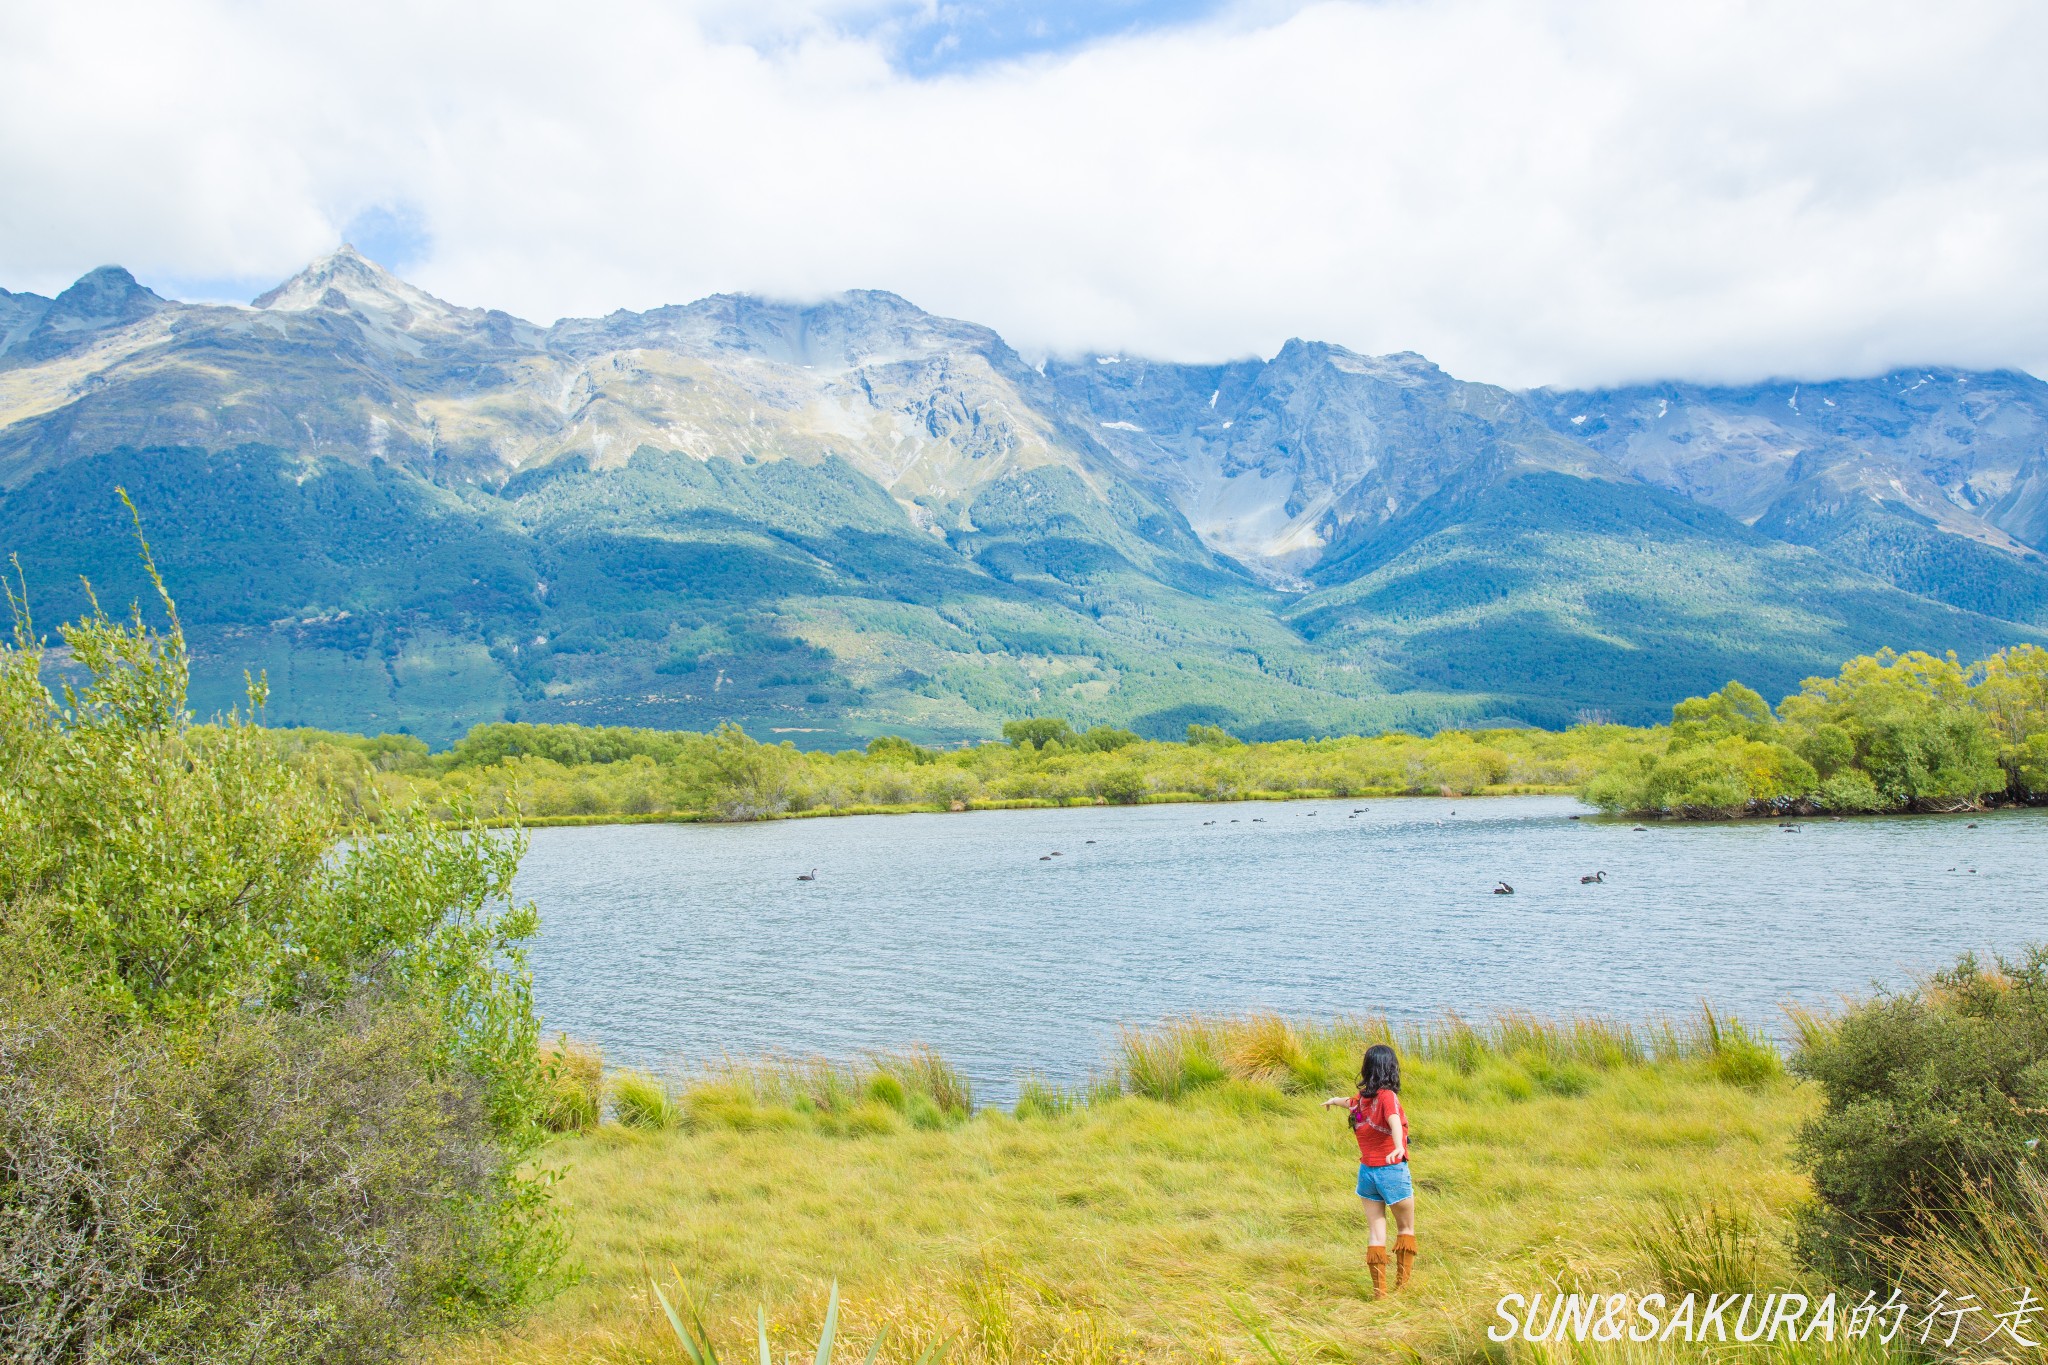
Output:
(2, 0), (2045, 387)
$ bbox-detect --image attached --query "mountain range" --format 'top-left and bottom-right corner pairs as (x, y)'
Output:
(2, 248), (2044, 746)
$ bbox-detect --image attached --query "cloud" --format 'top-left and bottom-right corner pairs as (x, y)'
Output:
(1, 0), (2044, 387)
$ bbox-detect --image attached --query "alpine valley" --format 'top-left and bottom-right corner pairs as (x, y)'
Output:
(3, 248), (2044, 746)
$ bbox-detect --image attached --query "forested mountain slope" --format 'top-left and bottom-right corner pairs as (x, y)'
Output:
(0, 249), (2038, 742)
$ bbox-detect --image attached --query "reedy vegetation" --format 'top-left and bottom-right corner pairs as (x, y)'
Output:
(283, 646), (2048, 825)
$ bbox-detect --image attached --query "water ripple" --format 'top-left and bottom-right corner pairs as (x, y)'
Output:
(516, 796), (2048, 1102)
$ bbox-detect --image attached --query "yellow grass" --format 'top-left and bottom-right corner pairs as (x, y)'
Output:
(431, 1019), (1814, 1365)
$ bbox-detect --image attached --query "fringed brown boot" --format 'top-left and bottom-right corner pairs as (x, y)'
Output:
(1394, 1233), (1418, 1290)
(1366, 1244), (1388, 1297)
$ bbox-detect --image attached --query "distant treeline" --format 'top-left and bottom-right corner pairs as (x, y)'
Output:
(286, 715), (1654, 824)
(286, 646), (2048, 824)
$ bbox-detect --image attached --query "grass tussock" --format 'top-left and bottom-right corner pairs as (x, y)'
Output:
(539, 1035), (605, 1133)
(1499, 1333), (1902, 1365)
(597, 1047), (975, 1138)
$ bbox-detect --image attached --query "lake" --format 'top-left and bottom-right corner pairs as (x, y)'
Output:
(516, 795), (2048, 1102)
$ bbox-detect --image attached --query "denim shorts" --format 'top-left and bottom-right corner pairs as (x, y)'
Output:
(1356, 1160), (1413, 1204)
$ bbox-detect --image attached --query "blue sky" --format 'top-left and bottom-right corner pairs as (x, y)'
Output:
(866, 0), (1228, 75)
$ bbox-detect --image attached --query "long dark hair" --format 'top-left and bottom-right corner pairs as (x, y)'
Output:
(1358, 1043), (1400, 1097)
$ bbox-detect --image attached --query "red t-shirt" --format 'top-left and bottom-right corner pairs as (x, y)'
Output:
(1350, 1088), (1407, 1166)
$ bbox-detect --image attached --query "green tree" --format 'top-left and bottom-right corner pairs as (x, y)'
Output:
(1079, 726), (1141, 752)
(1976, 645), (2048, 797)
(865, 734), (938, 765)
(1779, 650), (2004, 809)
(1003, 717), (1078, 750)
(673, 722), (802, 819)
(1186, 722), (1242, 747)
(1670, 681), (1775, 743)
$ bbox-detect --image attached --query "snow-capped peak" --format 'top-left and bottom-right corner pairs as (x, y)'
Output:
(252, 245), (478, 343)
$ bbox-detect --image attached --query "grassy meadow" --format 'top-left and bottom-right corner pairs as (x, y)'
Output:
(433, 1014), (1815, 1365)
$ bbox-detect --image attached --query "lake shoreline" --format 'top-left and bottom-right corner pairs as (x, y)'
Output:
(515, 793), (2046, 1093)
(477, 784), (2036, 830)
(483, 783), (1581, 829)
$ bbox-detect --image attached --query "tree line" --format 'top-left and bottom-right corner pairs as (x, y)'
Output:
(284, 646), (2048, 823)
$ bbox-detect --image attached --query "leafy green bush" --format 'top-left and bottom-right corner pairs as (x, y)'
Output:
(0, 517), (559, 1359)
(1093, 765), (1147, 804)
(1813, 769), (1884, 813)
(1790, 947), (2048, 1282)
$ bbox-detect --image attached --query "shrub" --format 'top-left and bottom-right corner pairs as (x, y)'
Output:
(1790, 947), (2048, 1282)
(1093, 766), (1147, 804)
(0, 525), (560, 1358)
(1814, 769), (1884, 813)
(0, 949), (536, 1364)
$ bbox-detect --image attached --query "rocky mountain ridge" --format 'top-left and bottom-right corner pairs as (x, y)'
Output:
(0, 248), (2041, 742)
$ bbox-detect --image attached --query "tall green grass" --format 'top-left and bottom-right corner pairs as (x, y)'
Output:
(601, 1047), (975, 1136)
(538, 1035), (605, 1133)
(1898, 1163), (2048, 1364)
(570, 1007), (1781, 1141)
(1630, 1198), (1778, 1298)
(437, 1006), (1815, 1365)
(1101, 1008), (1781, 1107)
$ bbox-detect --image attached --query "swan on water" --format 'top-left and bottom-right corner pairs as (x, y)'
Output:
(1580, 871), (1606, 884)
(796, 869), (817, 881)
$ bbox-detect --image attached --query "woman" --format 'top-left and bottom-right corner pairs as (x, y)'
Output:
(1322, 1043), (1416, 1295)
